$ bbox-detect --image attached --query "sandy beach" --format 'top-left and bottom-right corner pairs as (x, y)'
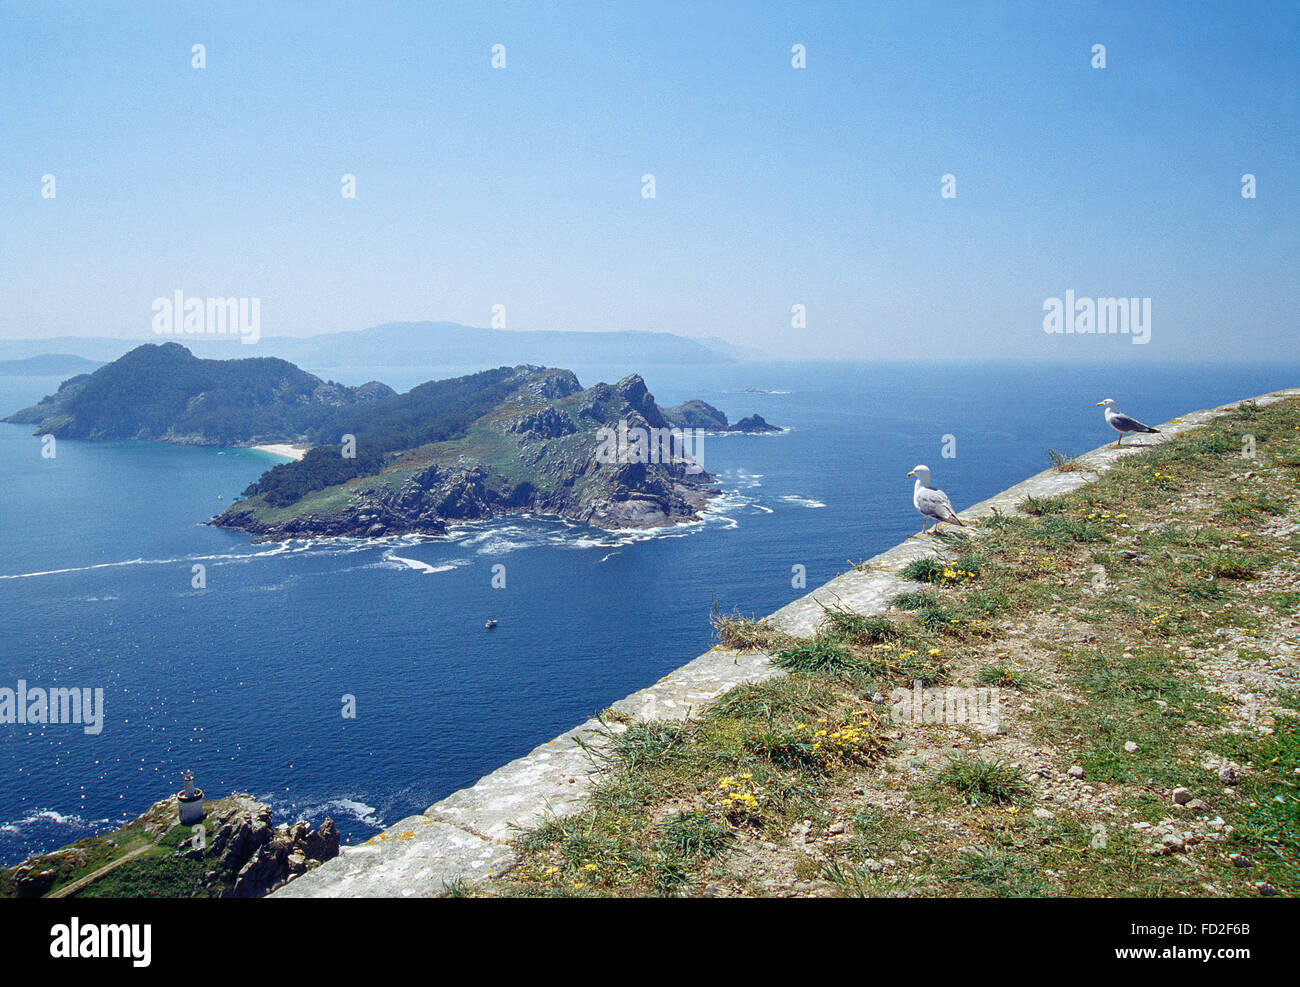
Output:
(249, 443), (308, 461)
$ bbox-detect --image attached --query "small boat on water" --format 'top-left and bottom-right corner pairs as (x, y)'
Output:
(484, 619), (497, 629)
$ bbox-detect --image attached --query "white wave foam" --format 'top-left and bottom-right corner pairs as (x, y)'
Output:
(0, 807), (110, 834)
(383, 551), (469, 574)
(779, 495), (827, 509)
(719, 469), (764, 489)
(0, 534), (396, 581)
(278, 796), (383, 828)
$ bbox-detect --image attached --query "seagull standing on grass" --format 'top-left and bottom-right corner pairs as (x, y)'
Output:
(908, 465), (964, 535)
(1096, 398), (1161, 447)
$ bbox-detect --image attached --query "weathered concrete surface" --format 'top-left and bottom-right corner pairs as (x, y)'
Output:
(271, 388), (1297, 898)
(271, 815), (514, 898)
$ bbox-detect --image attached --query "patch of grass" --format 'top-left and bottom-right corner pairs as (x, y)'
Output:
(72, 852), (209, 899)
(1218, 492), (1288, 521)
(1231, 399), (1261, 421)
(944, 847), (1047, 897)
(1263, 590), (1300, 613)
(981, 507), (1024, 531)
(901, 552), (982, 585)
(976, 661), (1038, 690)
(901, 557), (945, 582)
(890, 589), (942, 611)
(606, 721), (691, 769)
(820, 859), (910, 897)
(916, 601), (958, 631)
(660, 812), (731, 860)
(1217, 698), (1300, 893)
(1204, 551), (1264, 580)
(1170, 573), (1224, 601)
(775, 638), (856, 674)
(966, 586), (1011, 617)
(1176, 430), (1241, 457)
(710, 608), (793, 651)
(1020, 495), (1067, 516)
(820, 605), (902, 644)
(1048, 449), (1085, 472)
(1026, 514), (1109, 545)
(707, 676), (835, 723)
(442, 876), (474, 897)
(937, 754), (1031, 807)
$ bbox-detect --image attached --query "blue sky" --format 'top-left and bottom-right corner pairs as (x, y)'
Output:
(1, 0), (1296, 361)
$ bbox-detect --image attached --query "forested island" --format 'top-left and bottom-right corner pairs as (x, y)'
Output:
(5, 343), (779, 539)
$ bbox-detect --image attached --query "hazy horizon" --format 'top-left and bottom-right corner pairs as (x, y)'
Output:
(7, 319), (1300, 370)
(3, 1), (1296, 364)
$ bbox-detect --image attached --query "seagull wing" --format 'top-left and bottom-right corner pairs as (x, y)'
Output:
(1110, 412), (1159, 433)
(916, 485), (961, 523)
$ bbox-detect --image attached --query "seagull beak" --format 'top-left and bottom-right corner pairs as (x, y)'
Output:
(906, 471), (915, 477)
(1095, 401), (1105, 406)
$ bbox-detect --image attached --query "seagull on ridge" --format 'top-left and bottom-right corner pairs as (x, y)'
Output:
(1096, 398), (1160, 447)
(908, 465), (964, 535)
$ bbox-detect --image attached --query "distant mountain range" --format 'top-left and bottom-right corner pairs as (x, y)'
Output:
(0, 354), (102, 377)
(4, 343), (779, 538)
(0, 322), (766, 373)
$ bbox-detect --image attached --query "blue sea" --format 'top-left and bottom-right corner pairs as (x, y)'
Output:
(1, 359), (1296, 865)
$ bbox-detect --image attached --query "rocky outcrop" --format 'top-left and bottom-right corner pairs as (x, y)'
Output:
(187, 795), (339, 898)
(729, 414), (780, 433)
(663, 401), (781, 433)
(0, 792), (338, 899)
(508, 406), (577, 439)
(213, 502), (450, 541)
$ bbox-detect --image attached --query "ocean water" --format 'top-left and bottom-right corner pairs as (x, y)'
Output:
(1, 359), (1296, 865)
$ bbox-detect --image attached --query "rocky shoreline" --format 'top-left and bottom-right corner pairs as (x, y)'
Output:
(1, 793), (339, 899)
(211, 463), (721, 542)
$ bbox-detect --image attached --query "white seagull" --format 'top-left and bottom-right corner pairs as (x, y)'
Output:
(908, 465), (964, 535)
(1096, 398), (1160, 447)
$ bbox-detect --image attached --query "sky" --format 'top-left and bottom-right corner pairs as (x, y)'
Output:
(1, 0), (1296, 362)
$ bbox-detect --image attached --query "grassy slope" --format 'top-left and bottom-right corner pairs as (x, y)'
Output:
(0, 797), (237, 899)
(487, 396), (1299, 898)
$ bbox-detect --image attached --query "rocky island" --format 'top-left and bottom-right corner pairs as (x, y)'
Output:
(5, 343), (780, 541)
